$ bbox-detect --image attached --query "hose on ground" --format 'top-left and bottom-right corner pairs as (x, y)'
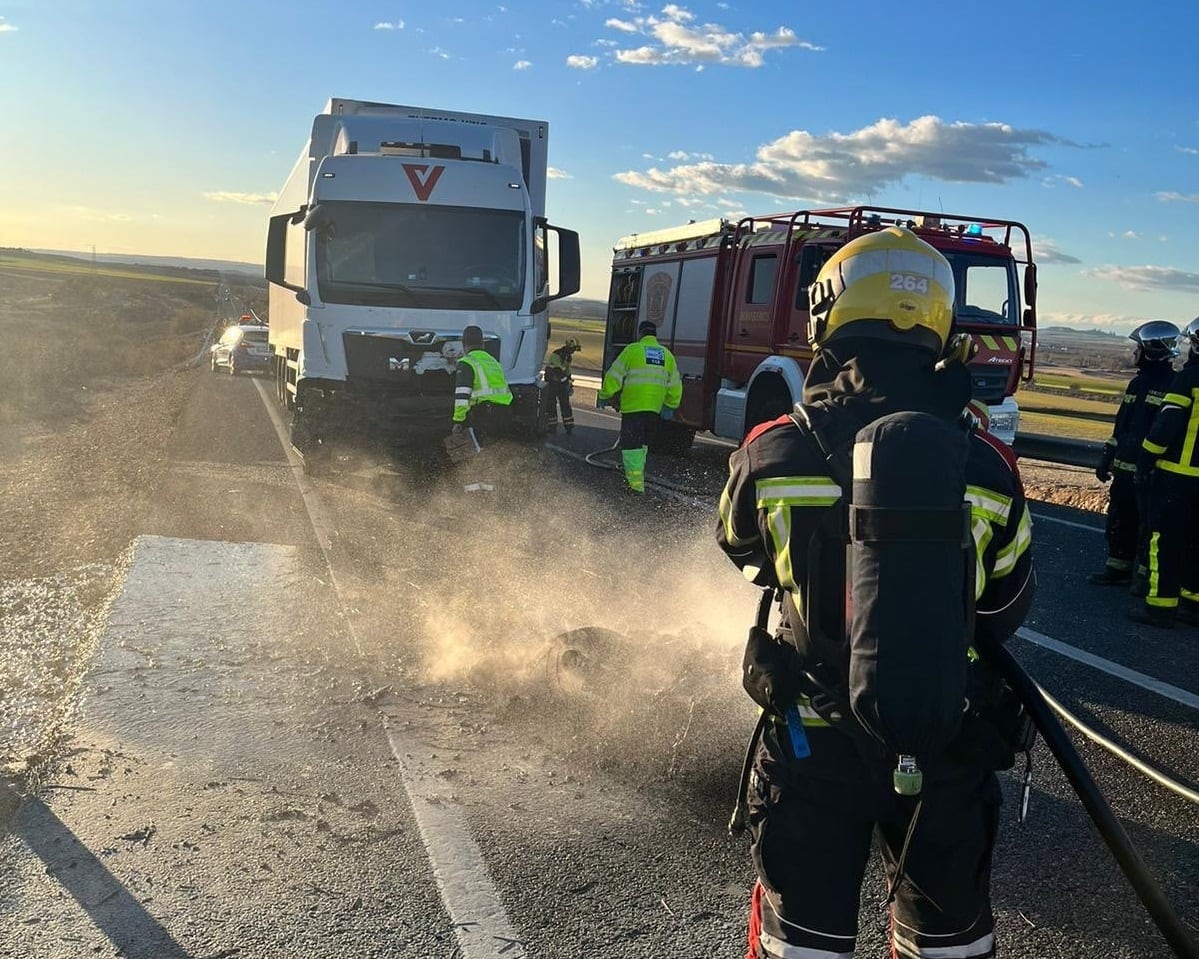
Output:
(1033, 681), (1199, 805)
(992, 643), (1199, 959)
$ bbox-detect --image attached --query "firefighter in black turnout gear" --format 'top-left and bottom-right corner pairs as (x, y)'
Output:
(1132, 316), (1199, 628)
(543, 336), (581, 433)
(1090, 320), (1180, 588)
(717, 228), (1035, 959)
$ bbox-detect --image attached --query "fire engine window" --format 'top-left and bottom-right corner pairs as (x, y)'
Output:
(794, 246), (833, 309)
(954, 257), (1017, 325)
(747, 254), (777, 304)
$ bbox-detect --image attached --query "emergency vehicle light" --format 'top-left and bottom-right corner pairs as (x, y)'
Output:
(966, 223), (984, 237)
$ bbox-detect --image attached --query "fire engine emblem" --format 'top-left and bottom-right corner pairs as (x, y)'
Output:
(646, 271), (673, 325)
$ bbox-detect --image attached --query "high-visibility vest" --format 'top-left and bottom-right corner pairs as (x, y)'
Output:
(599, 335), (682, 414)
(454, 350), (513, 423)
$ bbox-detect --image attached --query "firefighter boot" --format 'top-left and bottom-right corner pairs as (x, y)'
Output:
(1089, 561), (1132, 586)
(1128, 604), (1176, 629)
(621, 446), (647, 493)
(1178, 600), (1199, 627)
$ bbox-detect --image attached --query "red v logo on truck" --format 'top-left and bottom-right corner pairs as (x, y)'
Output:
(402, 163), (445, 202)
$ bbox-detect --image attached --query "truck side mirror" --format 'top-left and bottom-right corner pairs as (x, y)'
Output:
(266, 210), (310, 300)
(548, 225), (581, 301)
(1023, 263), (1037, 311)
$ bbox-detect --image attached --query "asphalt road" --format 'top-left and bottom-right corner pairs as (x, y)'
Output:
(2, 370), (1195, 958)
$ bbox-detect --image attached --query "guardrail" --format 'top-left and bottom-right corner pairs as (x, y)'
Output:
(575, 375), (1102, 469)
(1012, 433), (1104, 469)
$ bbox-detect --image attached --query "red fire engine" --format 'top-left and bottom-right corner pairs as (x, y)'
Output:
(601, 206), (1037, 452)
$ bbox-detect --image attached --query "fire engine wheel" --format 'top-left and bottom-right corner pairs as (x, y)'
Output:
(744, 379), (793, 439)
(648, 420), (696, 457)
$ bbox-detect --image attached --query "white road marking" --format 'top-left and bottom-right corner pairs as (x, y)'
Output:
(252, 378), (526, 958)
(1030, 511), (1103, 533)
(1015, 627), (1199, 710)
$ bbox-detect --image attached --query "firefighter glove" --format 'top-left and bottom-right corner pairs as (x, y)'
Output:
(1095, 446), (1115, 483)
(742, 626), (803, 717)
(596, 396), (608, 409)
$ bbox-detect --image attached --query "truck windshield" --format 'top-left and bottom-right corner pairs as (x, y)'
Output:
(314, 201), (526, 311)
(944, 252), (1018, 326)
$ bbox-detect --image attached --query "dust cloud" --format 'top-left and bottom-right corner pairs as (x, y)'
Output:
(379, 443), (760, 769)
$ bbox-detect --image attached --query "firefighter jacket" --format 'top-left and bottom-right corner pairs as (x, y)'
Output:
(599, 335), (682, 414)
(544, 346), (574, 383)
(717, 343), (1035, 697)
(1142, 354), (1199, 478)
(1102, 360), (1174, 474)
(453, 349), (513, 423)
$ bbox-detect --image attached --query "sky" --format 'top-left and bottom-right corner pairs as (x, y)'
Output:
(0, 0), (1196, 332)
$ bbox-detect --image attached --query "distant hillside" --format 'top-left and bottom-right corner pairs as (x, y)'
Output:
(551, 296), (607, 321)
(32, 249), (263, 279)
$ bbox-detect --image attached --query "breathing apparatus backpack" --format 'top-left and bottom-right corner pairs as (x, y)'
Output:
(794, 406), (976, 791)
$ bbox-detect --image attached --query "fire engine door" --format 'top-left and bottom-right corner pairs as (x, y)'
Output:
(727, 250), (778, 382)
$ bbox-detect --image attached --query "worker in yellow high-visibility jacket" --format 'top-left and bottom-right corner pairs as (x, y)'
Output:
(598, 321), (682, 493)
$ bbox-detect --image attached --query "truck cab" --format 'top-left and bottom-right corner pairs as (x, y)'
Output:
(264, 100), (580, 460)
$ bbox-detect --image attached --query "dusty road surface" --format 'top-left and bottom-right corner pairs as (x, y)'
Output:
(1, 368), (1195, 958)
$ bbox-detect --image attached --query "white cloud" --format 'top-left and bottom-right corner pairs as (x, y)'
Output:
(547, 166), (572, 179)
(603, 5), (821, 68)
(1032, 237), (1082, 265)
(1175, 146), (1199, 155)
(1156, 191), (1199, 203)
(0, 23), (17, 33)
(513, 59), (532, 70)
(667, 149), (714, 161)
(373, 20), (404, 30)
(1039, 311), (1148, 333)
(605, 17), (639, 32)
(1123, 230), (1140, 239)
(429, 46), (451, 59)
(1041, 173), (1083, 189)
(204, 191), (279, 206)
(566, 54), (599, 69)
(1084, 264), (1199, 293)
(614, 115), (1066, 203)
(594, 38), (618, 47)
(661, 4), (694, 21)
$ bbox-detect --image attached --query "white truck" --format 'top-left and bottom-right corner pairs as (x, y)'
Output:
(265, 98), (579, 461)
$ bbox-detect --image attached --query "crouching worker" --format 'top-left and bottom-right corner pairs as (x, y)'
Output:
(717, 227), (1035, 959)
(451, 324), (512, 444)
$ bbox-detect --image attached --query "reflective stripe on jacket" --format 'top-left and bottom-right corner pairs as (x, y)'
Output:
(599, 335), (682, 413)
(1142, 359), (1199, 478)
(453, 350), (513, 423)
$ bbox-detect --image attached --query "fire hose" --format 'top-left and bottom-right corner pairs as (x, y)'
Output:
(990, 643), (1198, 959)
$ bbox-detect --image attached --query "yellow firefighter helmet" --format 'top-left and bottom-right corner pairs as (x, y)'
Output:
(809, 226), (955, 355)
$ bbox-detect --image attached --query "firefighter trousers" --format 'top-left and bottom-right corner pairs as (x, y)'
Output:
(1144, 470), (1199, 611)
(618, 411), (657, 492)
(746, 726), (999, 959)
(1103, 471), (1141, 572)
(544, 380), (574, 432)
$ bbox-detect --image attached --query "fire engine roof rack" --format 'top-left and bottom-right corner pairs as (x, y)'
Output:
(729, 206), (1034, 266)
(613, 217), (734, 257)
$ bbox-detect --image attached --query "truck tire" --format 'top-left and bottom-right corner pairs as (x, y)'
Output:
(649, 419), (696, 457)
